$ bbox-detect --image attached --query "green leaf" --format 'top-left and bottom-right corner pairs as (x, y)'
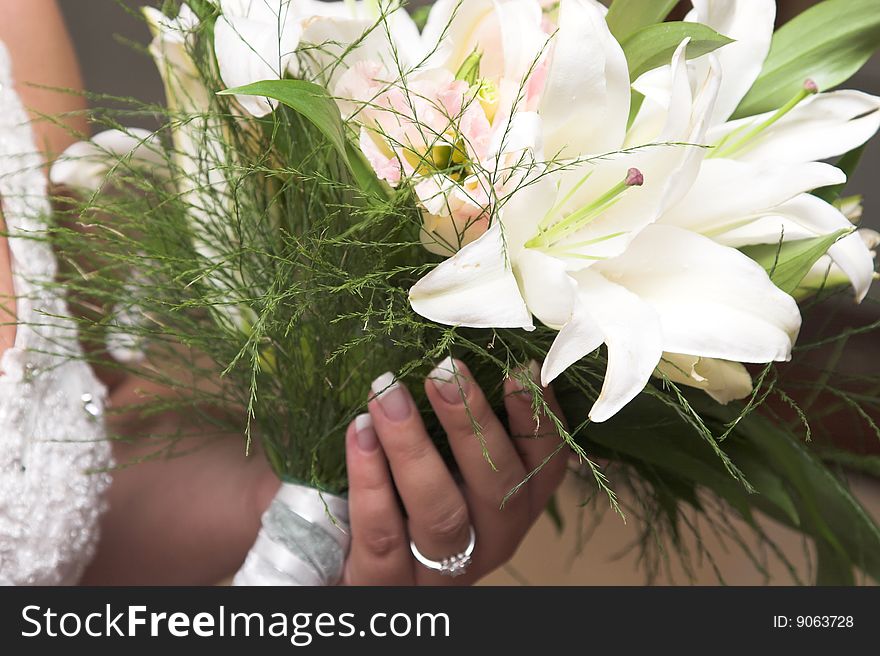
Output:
(727, 445), (801, 526)
(163, 0), (217, 21)
(813, 145), (866, 204)
(606, 0), (679, 43)
(621, 22), (734, 82)
(819, 449), (880, 478)
(699, 400), (880, 584)
(560, 391), (759, 520)
(455, 50), (483, 86)
(741, 229), (853, 295)
(560, 385), (880, 583)
(411, 5), (431, 32)
(219, 79), (387, 198)
(545, 494), (565, 534)
(816, 540), (856, 586)
(734, 0), (880, 119)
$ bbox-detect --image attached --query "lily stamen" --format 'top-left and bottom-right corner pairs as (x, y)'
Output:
(712, 79), (820, 159)
(527, 168), (644, 248)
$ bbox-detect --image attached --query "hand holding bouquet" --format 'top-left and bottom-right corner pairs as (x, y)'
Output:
(51, 0), (880, 585)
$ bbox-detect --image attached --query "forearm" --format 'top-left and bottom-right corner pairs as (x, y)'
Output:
(81, 374), (279, 585)
(0, 0), (88, 362)
(0, 2), (276, 584)
(0, 0), (88, 157)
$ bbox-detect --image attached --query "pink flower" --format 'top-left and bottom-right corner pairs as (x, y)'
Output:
(335, 61), (498, 250)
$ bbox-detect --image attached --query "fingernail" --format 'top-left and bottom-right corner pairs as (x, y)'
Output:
(430, 356), (469, 405)
(370, 372), (412, 421)
(354, 413), (378, 452)
(511, 360), (542, 396)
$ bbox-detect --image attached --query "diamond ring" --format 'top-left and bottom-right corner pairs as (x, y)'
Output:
(410, 525), (476, 577)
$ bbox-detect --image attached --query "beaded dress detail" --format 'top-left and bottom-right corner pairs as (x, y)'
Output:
(0, 42), (112, 585)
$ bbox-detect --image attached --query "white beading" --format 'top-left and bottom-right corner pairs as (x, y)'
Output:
(0, 41), (112, 585)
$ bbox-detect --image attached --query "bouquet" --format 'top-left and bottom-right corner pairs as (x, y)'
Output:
(48, 0), (880, 585)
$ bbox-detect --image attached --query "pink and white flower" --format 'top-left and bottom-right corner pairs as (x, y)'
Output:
(410, 2), (804, 422)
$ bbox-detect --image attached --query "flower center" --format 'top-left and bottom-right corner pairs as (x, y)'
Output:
(476, 79), (500, 124)
(423, 138), (472, 182)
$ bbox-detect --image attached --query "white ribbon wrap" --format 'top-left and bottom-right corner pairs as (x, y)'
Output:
(233, 483), (350, 586)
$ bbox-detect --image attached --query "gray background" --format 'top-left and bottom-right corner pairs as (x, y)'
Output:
(58, 0), (879, 230)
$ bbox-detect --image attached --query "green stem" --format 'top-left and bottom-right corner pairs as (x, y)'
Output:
(712, 80), (818, 159)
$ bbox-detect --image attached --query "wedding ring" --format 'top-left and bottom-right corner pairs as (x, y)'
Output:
(409, 525), (476, 577)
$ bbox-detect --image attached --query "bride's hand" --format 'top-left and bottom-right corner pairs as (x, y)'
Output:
(83, 359), (567, 586)
(341, 359), (569, 585)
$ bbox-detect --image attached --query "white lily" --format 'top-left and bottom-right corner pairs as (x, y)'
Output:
(411, 177), (801, 421)
(147, 5), (253, 332)
(410, 0), (722, 300)
(55, 5), (248, 332)
(214, 0), (303, 116)
(50, 128), (164, 191)
(331, 1), (552, 256)
(298, 0), (422, 86)
(798, 228), (880, 298)
(143, 6), (230, 244)
(421, 0), (552, 122)
(655, 0), (880, 303)
(410, 2), (802, 422)
(655, 354), (753, 405)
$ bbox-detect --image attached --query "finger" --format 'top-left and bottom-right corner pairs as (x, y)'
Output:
(368, 372), (473, 581)
(425, 358), (530, 567)
(504, 360), (570, 522)
(343, 414), (413, 585)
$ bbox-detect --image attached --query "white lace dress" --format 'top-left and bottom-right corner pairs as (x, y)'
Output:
(0, 41), (112, 585)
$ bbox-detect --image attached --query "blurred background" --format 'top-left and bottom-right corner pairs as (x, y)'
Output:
(55, 0), (880, 584)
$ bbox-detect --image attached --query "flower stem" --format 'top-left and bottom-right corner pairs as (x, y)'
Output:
(711, 79), (819, 159)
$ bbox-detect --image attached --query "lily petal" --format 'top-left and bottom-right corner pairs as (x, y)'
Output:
(543, 268), (664, 423)
(409, 223), (534, 329)
(595, 224), (802, 363)
(655, 353), (753, 404)
(708, 90), (880, 164)
(717, 194), (875, 302)
(540, 0), (630, 157)
(625, 41), (723, 213)
(50, 129), (164, 191)
(421, 0), (495, 72)
(515, 248), (578, 329)
(685, 0), (776, 125)
(540, 297), (605, 389)
(661, 159), (846, 235)
(827, 231), (877, 303)
(493, 0), (550, 115)
(300, 6), (421, 87)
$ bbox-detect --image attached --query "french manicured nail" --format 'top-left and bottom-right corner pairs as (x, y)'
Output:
(370, 372), (412, 421)
(511, 360), (542, 396)
(354, 413), (378, 452)
(430, 356), (469, 405)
